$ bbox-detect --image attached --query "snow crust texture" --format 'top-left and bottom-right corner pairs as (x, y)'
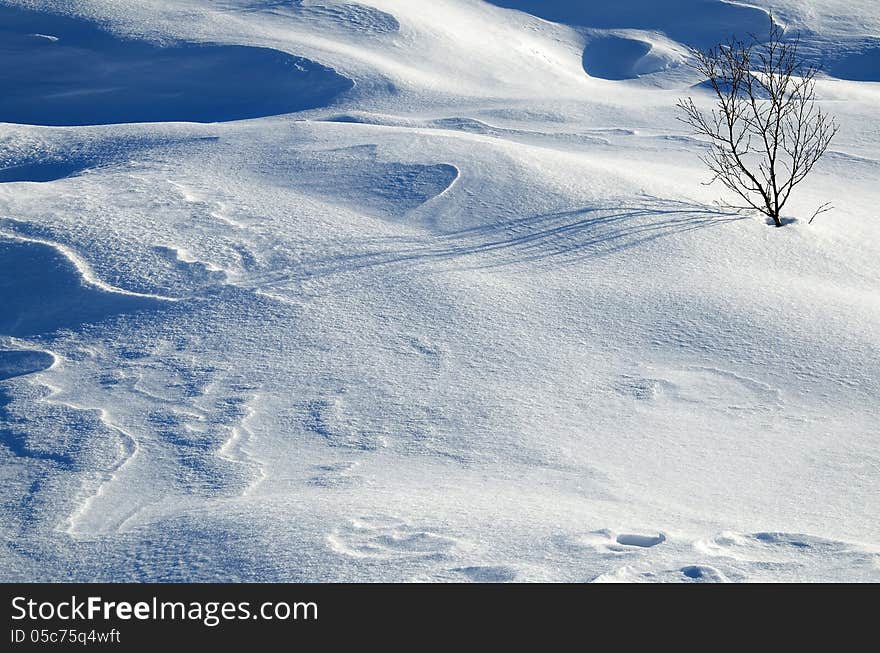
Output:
(0, 0), (878, 582)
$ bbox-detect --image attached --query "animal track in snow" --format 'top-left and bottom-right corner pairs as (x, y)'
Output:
(616, 532), (666, 548)
(592, 563), (729, 583)
(405, 335), (443, 361)
(697, 531), (807, 560)
(555, 528), (666, 554)
(615, 375), (672, 400)
(679, 564), (728, 582)
(684, 530), (880, 581)
(616, 365), (781, 414)
(327, 516), (458, 560)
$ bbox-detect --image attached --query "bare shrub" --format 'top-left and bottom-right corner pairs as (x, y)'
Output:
(677, 17), (839, 226)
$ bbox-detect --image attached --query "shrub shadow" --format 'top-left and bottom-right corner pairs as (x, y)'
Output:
(283, 199), (746, 282)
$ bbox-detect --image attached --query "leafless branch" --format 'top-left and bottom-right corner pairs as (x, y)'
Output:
(808, 201), (834, 224)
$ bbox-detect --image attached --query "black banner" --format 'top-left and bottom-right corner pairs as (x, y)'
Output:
(2, 583), (874, 648)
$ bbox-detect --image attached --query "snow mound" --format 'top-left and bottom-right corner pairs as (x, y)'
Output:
(0, 5), (353, 126)
(582, 35), (682, 80)
(693, 531), (880, 581)
(263, 145), (459, 218)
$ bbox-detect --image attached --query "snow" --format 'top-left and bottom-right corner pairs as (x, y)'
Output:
(0, 0), (878, 582)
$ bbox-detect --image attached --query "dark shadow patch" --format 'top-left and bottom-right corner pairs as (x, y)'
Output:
(755, 532), (811, 548)
(0, 5), (353, 126)
(322, 114), (371, 124)
(0, 158), (99, 183)
(485, 0), (772, 49)
(827, 45), (880, 82)
(582, 36), (652, 80)
(0, 350), (55, 381)
(691, 77), (771, 100)
(681, 565), (704, 579)
(766, 216), (798, 227)
(0, 238), (163, 338)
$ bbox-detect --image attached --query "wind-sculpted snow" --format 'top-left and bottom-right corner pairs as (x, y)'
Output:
(0, 134), (219, 183)
(0, 0), (878, 583)
(0, 157), (100, 184)
(0, 5), (353, 126)
(261, 145), (459, 219)
(229, 0), (400, 35)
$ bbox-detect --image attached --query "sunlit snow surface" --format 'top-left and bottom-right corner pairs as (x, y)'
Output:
(1, 0), (878, 582)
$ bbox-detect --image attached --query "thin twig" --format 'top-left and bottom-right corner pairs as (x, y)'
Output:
(808, 202), (833, 224)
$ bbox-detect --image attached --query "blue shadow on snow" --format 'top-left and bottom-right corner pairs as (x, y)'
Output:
(0, 5), (353, 126)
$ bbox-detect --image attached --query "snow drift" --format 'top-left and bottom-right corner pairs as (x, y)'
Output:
(0, 5), (353, 125)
